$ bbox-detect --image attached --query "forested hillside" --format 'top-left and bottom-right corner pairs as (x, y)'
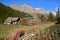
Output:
(0, 3), (32, 23)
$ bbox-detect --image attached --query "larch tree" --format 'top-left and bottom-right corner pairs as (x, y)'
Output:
(56, 7), (60, 23)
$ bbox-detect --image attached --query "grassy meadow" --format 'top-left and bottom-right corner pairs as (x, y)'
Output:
(0, 22), (54, 38)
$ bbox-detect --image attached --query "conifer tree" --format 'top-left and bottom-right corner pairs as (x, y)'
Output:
(56, 7), (60, 23)
(48, 12), (54, 21)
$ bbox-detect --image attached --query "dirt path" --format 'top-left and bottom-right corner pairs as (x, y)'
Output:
(7, 22), (55, 40)
(20, 22), (55, 40)
(25, 22), (55, 33)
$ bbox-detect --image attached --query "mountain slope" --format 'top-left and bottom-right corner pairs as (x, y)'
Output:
(10, 4), (48, 19)
(0, 3), (32, 23)
(10, 4), (47, 15)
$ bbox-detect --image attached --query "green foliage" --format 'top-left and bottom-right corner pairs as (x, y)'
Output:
(0, 3), (32, 23)
(38, 14), (47, 22)
(56, 7), (60, 24)
(48, 12), (54, 21)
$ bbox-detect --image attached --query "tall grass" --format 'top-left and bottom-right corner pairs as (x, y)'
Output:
(39, 24), (60, 40)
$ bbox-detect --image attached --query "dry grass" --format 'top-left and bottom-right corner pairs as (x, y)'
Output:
(0, 22), (54, 38)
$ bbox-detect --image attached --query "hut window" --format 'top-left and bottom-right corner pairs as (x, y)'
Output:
(17, 18), (20, 22)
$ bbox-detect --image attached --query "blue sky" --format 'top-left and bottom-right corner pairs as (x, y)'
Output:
(0, 0), (60, 14)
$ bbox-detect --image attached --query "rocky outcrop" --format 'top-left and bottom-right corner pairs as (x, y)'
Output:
(10, 4), (48, 19)
(10, 4), (47, 15)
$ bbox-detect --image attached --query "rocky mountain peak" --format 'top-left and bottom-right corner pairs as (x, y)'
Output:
(22, 4), (29, 7)
(10, 4), (47, 15)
